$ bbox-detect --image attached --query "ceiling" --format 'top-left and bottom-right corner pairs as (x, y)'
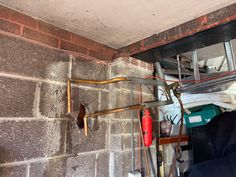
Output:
(0, 0), (235, 49)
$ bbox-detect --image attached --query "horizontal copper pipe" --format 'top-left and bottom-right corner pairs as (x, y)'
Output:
(70, 77), (128, 85)
(67, 77), (129, 113)
(88, 104), (144, 117)
(84, 104), (144, 136)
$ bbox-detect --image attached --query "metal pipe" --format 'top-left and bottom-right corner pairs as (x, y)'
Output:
(87, 105), (144, 117)
(179, 74), (236, 92)
(143, 100), (173, 108)
(83, 105), (143, 136)
(177, 55), (182, 83)
(155, 62), (165, 80)
(154, 62), (161, 177)
(224, 41), (236, 72)
(130, 84), (135, 172)
(67, 80), (71, 113)
(70, 77), (128, 85)
(192, 50), (200, 83)
(128, 77), (165, 86)
(67, 77), (163, 115)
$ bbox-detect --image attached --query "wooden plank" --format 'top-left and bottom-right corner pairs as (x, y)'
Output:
(159, 135), (190, 145)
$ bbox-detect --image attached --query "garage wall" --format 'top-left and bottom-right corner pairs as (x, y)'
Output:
(0, 31), (111, 177)
(0, 29), (155, 177)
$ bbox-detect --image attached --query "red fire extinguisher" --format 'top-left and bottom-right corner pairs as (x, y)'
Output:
(142, 108), (153, 147)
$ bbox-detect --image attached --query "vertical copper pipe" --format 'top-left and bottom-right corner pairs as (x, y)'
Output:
(84, 115), (88, 136)
(67, 80), (71, 113)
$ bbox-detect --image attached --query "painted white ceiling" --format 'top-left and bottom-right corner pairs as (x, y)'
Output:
(0, 0), (235, 48)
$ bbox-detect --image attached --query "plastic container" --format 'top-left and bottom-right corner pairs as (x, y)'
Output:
(184, 104), (221, 128)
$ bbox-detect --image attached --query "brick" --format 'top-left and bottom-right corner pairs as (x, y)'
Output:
(178, 20), (198, 36)
(128, 41), (142, 54)
(60, 40), (87, 54)
(207, 3), (236, 24)
(143, 34), (159, 48)
(110, 120), (139, 134)
(196, 16), (209, 26)
(66, 120), (108, 153)
(0, 5), (37, 28)
(0, 120), (66, 163)
(0, 77), (36, 117)
(165, 26), (181, 41)
(38, 21), (71, 40)
(39, 83), (67, 118)
(71, 33), (102, 51)
(0, 165), (27, 177)
(0, 33), (69, 81)
(0, 19), (21, 35)
(119, 3), (236, 56)
(30, 158), (67, 177)
(88, 49), (110, 61)
(71, 34), (116, 58)
(22, 27), (59, 47)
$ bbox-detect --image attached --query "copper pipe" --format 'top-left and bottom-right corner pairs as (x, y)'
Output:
(84, 115), (88, 136)
(70, 77), (128, 85)
(67, 77), (128, 114)
(67, 80), (71, 113)
(87, 105), (144, 117)
(83, 105), (144, 136)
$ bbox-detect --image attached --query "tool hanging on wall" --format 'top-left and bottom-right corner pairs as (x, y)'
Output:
(66, 77), (180, 136)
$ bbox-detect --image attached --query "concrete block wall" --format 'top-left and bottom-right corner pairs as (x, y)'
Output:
(0, 5), (157, 177)
(0, 32), (112, 177)
(0, 32), (156, 177)
(109, 58), (157, 177)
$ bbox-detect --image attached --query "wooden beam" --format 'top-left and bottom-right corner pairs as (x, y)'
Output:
(159, 135), (190, 145)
